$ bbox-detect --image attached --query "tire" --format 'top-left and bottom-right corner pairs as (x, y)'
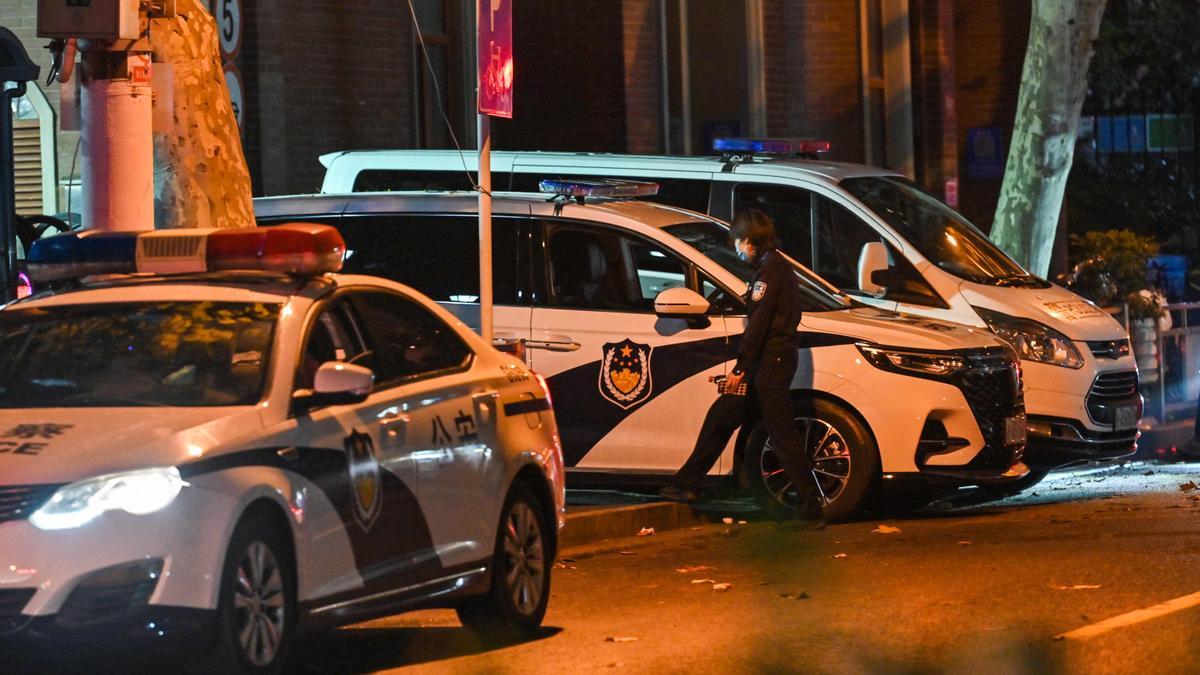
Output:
(456, 483), (551, 643)
(201, 509), (297, 675)
(741, 397), (879, 523)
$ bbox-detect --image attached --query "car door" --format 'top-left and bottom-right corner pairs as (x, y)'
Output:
(346, 289), (500, 570)
(528, 220), (734, 472)
(288, 296), (439, 599)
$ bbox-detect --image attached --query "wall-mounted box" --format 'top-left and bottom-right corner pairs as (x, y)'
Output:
(37, 0), (141, 41)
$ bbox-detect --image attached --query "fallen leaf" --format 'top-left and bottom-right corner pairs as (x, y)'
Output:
(833, 553), (848, 559)
(779, 591), (811, 600)
(1143, 470), (1156, 476)
(722, 517), (734, 524)
(676, 565), (714, 574)
(957, 541), (972, 546)
(691, 578), (716, 584)
(637, 527), (656, 536)
(1051, 583), (1102, 590)
(617, 550), (635, 555)
(1180, 481), (1198, 492)
(712, 583), (732, 591)
(606, 636), (638, 643)
(872, 524), (902, 534)
(738, 520), (748, 525)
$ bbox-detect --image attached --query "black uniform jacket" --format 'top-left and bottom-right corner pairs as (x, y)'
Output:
(733, 248), (804, 375)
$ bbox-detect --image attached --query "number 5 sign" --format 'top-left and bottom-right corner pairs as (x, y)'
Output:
(477, 0), (512, 118)
(207, 0), (243, 61)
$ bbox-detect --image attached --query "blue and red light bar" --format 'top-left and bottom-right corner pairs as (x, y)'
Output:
(27, 223), (345, 282)
(538, 178), (660, 199)
(712, 137), (832, 156)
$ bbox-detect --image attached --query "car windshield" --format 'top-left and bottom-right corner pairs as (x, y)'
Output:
(0, 301), (280, 408)
(841, 176), (1041, 286)
(663, 221), (851, 312)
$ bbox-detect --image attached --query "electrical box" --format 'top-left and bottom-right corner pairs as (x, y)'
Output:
(37, 0), (141, 41)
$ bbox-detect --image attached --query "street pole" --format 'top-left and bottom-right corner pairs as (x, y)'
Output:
(478, 111), (493, 344)
(79, 48), (154, 231)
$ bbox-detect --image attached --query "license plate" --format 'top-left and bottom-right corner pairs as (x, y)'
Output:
(1115, 405), (1139, 431)
(1005, 415), (1027, 445)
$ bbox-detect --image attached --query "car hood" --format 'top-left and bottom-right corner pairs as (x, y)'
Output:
(960, 282), (1127, 341)
(802, 306), (1007, 351)
(0, 407), (265, 486)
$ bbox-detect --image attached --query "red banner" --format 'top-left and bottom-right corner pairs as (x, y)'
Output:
(477, 0), (513, 118)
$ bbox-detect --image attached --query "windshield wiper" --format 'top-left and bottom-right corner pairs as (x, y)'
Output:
(991, 273), (1037, 287)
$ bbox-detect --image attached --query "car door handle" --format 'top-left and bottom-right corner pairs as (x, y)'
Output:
(525, 337), (581, 352)
(378, 410), (410, 438)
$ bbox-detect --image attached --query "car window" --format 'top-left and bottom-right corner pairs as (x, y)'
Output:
(297, 300), (371, 391)
(351, 169), (511, 193)
(544, 226), (687, 313)
(813, 196), (884, 292)
(733, 183), (814, 266)
(324, 215), (524, 304)
(348, 291), (473, 384)
(699, 271), (745, 315)
(0, 301), (279, 408)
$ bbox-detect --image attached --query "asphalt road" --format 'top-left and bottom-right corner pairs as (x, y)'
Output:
(284, 460), (1200, 674)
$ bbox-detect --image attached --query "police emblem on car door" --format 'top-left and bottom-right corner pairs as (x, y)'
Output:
(345, 429), (382, 532)
(599, 339), (653, 409)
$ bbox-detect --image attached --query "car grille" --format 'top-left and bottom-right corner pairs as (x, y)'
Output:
(1086, 370), (1140, 426)
(957, 349), (1024, 470)
(0, 484), (62, 524)
(0, 588), (35, 634)
(1087, 339), (1131, 360)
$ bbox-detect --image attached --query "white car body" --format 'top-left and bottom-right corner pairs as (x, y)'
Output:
(0, 273), (564, 652)
(318, 150), (1141, 471)
(256, 192), (1028, 519)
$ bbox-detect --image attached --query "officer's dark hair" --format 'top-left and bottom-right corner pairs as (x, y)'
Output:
(730, 209), (779, 251)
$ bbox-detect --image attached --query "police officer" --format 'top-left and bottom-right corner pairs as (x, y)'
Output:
(726, 209), (823, 527)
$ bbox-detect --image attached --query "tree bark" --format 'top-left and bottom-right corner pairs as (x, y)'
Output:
(991, 0), (1106, 276)
(149, 0), (252, 229)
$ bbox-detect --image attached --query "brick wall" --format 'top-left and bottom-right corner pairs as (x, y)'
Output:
(621, 0), (662, 153)
(953, 0), (1029, 230)
(493, 0), (627, 152)
(911, 0), (959, 196)
(764, 0), (865, 164)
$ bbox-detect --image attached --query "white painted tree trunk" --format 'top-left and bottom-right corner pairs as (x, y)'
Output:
(991, 0), (1106, 276)
(149, 0), (252, 229)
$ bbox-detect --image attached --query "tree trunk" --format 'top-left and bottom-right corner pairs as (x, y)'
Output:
(149, 0), (252, 229)
(990, 0), (1106, 276)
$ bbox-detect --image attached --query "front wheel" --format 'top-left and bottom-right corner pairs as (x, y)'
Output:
(201, 510), (296, 675)
(457, 483), (551, 643)
(741, 397), (878, 523)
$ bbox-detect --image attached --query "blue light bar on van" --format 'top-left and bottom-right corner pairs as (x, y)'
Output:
(713, 137), (831, 156)
(26, 224), (346, 282)
(538, 179), (660, 199)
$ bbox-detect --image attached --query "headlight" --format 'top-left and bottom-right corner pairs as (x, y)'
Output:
(975, 307), (1084, 369)
(30, 467), (184, 530)
(857, 344), (967, 379)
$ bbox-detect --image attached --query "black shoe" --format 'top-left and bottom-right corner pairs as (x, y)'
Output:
(659, 485), (702, 503)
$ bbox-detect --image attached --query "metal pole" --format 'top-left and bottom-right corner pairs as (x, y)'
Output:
(678, 0), (691, 155)
(659, 0), (670, 153)
(478, 112), (493, 343)
(0, 82), (24, 301)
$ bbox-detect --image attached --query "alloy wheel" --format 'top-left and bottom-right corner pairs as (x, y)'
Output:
(502, 501), (545, 616)
(761, 417), (853, 509)
(233, 540), (287, 667)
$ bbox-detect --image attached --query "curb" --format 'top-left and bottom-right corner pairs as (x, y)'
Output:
(559, 501), (710, 549)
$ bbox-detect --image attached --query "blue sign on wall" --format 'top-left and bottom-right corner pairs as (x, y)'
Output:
(966, 127), (1005, 180)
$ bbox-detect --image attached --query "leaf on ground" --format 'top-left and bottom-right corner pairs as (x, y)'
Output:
(712, 583), (732, 591)
(779, 591), (810, 600)
(1051, 583), (1102, 590)
(722, 517), (734, 524)
(606, 636), (638, 643)
(957, 541), (972, 546)
(833, 553), (848, 559)
(637, 527), (656, 536)
(872, 524), (902, 534)
(617, 550), (635, 555)
(691, 578), (716, 584)
(676, 565), (714, 574)
(1179, 481), (1198, 492)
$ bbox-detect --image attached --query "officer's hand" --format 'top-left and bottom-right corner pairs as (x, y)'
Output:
(726, 371), (745, 391)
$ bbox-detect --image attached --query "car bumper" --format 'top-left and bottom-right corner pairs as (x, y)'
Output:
(1022, 361), (1140, 469)
(1, 603), (215, 654)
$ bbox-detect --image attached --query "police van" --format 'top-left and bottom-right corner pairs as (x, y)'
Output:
(318, 143), (1141, 483)
(255, 183), (1029, 522)
(0, 225), (564, 672)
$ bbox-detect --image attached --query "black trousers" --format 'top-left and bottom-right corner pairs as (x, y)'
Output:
(672, 393), (748, 487)
(753, 350), (816, 501)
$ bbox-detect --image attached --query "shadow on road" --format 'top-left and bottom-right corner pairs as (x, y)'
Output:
(286, 625), (564, 673)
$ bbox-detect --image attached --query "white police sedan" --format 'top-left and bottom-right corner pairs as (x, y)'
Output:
(0, 224), (564, 672)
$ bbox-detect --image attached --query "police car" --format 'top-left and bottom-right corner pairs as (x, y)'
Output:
(255, 182), (1029, 522)
(320, 143), (1142, 483)
(0, 224), (564, 672)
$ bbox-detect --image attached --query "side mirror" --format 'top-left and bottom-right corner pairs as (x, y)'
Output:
(858, 241), (890, 297)
(654, 287), (710, 317)
(294, 362), (374, 412)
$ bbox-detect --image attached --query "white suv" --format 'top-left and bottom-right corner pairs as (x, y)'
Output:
(256, 189), (1028, 521)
